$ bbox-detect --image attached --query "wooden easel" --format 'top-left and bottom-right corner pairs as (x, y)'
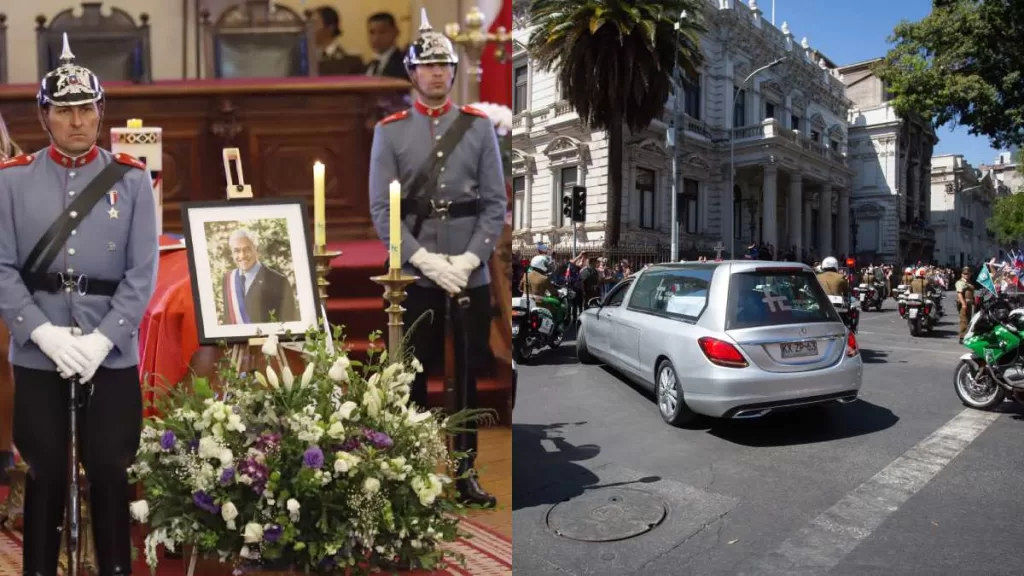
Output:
(221, 148), (267, 374)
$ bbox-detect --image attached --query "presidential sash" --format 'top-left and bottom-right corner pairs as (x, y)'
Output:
(223, 270), (251, 324)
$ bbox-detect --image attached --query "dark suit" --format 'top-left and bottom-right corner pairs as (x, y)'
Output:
(365, 47), (407, 79)
(221, 263), (299, 324)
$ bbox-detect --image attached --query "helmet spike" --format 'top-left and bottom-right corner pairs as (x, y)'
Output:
(419, 7), (433, 32)
(59, 32), (75, 64)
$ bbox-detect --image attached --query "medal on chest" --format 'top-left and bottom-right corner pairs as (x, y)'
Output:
(107, 190), (119, 219)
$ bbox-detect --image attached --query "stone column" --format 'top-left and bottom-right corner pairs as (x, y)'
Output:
(819, 185), (833, 256)
(788, 174), (802, 257)
(803, 197), (813, 257)
(762, 163), (778, 249)
(837, 189), (850, 256)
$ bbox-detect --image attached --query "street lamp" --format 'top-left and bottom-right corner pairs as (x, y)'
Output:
(850, 207), (859, 261)
(670, 10), (688, 262)
(729, 56), (787, 260)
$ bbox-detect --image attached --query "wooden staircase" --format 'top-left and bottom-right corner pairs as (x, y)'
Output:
(324, 241), (511, 423)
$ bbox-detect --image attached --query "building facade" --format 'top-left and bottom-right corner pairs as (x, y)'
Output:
(510, 0), (853, 260)
(929, 155), (1002, 267)
(838, 58), (938, 266)
(980, 151), (1023, 195)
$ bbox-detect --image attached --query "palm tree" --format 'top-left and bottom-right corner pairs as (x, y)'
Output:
(527, 0), (705, 247)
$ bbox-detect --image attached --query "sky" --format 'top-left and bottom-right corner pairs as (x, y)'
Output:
(760, 0), (1005, 168)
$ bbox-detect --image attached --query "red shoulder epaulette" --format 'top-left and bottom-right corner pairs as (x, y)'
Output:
(378, 110), (410, 126)
(113, 152), (146, 170)
(0, 153), (35, 170)
(461, 105), (489, 119)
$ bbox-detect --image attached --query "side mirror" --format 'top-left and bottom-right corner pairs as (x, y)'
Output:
(587, 297), (603, 309)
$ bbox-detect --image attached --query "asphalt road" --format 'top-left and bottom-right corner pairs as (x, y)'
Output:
(512, 293), (1024, 575)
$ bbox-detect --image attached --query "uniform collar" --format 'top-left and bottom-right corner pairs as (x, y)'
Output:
(48, 145), (99, 168)
(414, 99), (452, 117)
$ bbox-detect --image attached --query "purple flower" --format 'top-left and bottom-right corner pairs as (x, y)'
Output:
(264, 524), (283, 543)
(364, 429), (393, 450)
(192, 491), (220, 514)
(303, 446), (324, 469)
(187, 439), (199, 453)
(238, 459), (269, 494)
(159, 430), (176, 451)
(219, 467), (235, 485)
(340, 437), (362, 452)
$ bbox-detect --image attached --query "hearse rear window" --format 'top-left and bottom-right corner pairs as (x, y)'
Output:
(726, 269), (840, 330)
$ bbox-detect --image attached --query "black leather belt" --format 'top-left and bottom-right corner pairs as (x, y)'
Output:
(21, 271), (119, 297)
(401, 198), (480, 220)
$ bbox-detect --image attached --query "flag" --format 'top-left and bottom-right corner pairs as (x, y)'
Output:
(478, 0), (512, 107)
(977, 265), (996, 294)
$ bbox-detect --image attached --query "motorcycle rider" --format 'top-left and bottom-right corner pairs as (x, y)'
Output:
(817, 256), (852, 303)
(520, 255), (566, 321)
(902, 266), (915, 286)
(861, 265), (876, 286)
(956, 266), (975, 343)
(909, 267), (931, 296)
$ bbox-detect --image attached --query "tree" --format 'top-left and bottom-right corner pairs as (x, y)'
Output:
(873, 0), (1024, 150)
(988, 192), (1024, 244)
(526, 0), (705, 246)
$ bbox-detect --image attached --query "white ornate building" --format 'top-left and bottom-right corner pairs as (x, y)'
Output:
(510, 0), (853, 260)
(980, 151), (1023, 195)
(930, 155), (1003, 267)
(838, 58), (938, 266)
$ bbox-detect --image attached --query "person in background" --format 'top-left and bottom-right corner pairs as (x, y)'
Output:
(313, 6), (365, 75)
(956, 266), (975, 343)
(365, 12), (408, 79)
(0, 112), (18, 484)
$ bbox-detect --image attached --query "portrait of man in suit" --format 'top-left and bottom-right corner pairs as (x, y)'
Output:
(219, 228), (299, 325)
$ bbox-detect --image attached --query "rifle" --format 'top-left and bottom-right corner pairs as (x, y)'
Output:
(66, 376), (85, 576)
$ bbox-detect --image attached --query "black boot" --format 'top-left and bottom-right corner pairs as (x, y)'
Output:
(90, 477), (133, 576)
(455, 456), (496, 508)
(21, 474), (66, 576)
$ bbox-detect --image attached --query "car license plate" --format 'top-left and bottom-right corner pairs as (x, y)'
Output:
(909, 308), (918, 318)
(781, 341), (818, 359)
(860, 294), (865, 301)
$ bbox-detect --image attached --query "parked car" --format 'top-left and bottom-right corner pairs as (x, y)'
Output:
(576, 261), (863, 426)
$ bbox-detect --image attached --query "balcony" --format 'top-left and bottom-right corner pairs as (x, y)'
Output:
(900, 220), (936, 241)
(545, 100), (580, 132)
(729, 118), (847, 168)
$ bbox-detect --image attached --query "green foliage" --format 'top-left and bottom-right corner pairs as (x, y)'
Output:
(526, 0), (705, 246)
(873, 0), (1024, 150)
(988, 191), (1024, 243)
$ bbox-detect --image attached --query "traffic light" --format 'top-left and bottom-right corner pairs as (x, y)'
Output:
(562, 190), (573, 220)
(572, 185), (586, 222)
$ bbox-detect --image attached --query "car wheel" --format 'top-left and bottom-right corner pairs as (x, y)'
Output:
(576, 323), (597, 364)
(656, 359), (697, 427)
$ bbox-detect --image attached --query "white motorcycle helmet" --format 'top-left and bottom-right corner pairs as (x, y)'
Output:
(530, 254), (552, 274)
(821, 256), (839, 271)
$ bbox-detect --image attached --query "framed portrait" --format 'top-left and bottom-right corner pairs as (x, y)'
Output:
(181, 198), (320, 345)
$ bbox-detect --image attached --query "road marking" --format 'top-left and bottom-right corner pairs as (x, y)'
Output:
(540, 439), (559, 453)
(741, 408), (1000, 575)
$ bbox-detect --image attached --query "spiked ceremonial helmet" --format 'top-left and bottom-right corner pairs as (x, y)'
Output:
(404, 8), (459, 73)
(37, 33), (104, 108)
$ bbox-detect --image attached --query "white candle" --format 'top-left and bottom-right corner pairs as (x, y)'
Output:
(389, 180), (401, 270)
(313, 162), (325, 247)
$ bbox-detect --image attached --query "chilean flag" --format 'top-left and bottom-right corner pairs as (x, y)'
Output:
(478, 0), (512, 108)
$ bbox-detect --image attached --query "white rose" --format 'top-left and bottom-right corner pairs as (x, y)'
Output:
(261, 333), (280, 356)
(410, 357), (424, 373)
(338, 401), (358, 420)
(243, 522), (264, 543)
(281, 365), (295, 391)
(300, 362), (316, 389)
(363, 477), (381, 494)
(129, 500), (149, 523)
(266, 366), (280, 389)
(218, 448), (234, 466)
(286, 498), (301, 521)
(221, 501), (239, 523)
(328, 356), (351, 382)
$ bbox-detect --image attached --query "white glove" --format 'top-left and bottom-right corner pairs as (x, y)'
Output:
(410, 248), (468, 295)
(449, 252), (481, 274)
(70, 331), (114, 384)
(30, 323), (87, 378)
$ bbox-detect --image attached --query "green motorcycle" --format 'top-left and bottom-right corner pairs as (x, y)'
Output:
(954, 294), (1024, 409)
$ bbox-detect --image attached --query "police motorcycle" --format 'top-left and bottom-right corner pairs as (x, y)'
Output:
(511, 257), (574, 363)
(853, 282), (883, 312)
(902, 290), (940, 336)
(953, 293), (1024, 409)
(828, 293), (860, 333)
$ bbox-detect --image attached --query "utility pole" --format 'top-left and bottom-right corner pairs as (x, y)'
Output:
(670, 13), (685, 261)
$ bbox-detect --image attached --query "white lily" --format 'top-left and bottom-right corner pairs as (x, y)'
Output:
(281, 365), (295, 391)
(261, 333), (280, 357)
(300, 362), (315, 389)
(266, 366), (280, 389)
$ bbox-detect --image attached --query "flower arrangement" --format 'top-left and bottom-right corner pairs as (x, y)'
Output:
(128, 323), (492, 574)
(467, 102), (513, 136)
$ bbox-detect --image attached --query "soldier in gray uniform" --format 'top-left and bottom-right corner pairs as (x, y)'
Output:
(368, 9), (505, 507)
(0, 34), (157, 575)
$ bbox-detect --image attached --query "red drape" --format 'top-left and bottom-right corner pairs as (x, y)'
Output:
(478, 0), (512, 107)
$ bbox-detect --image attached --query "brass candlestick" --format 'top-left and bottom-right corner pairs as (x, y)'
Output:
(445, 5), (512, 82)
(313, 245), (343, 303)
(370, 268), (418, 364)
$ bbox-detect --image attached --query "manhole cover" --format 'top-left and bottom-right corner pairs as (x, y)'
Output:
(546, 487), (667, 542)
